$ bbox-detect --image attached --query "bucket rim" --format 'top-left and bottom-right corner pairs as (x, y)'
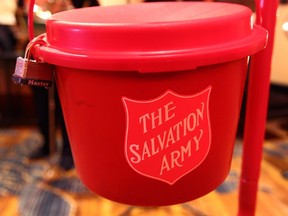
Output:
(35, 25), (267, 72)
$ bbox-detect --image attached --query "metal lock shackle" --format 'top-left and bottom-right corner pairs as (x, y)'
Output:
(21, 34), (48, 76)
(12, 35), (54, 88)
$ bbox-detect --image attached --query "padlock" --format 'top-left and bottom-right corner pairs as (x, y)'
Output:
(12, 57), (53, 88)
(12, 36), (54, 88)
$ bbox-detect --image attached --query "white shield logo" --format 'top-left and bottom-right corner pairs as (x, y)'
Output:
(122, 86), (212, 185)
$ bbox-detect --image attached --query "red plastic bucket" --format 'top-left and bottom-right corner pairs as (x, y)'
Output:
(34, 2), (267, 206)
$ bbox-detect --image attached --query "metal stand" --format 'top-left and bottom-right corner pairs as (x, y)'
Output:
(238, 0), (279, 215)
(48, 81), (56, 155)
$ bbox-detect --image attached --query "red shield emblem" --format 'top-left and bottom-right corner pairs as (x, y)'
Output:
(122, 86), (212, 185)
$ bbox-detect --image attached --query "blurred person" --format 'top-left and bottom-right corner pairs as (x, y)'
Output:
(30, 86), (75, 171)
(29, 0), (99, 171)
(71, 0), (99, 8)
(28, 0), (75, 171)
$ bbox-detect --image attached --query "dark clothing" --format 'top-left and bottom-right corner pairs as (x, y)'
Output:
(71, 0), (99, 8)
(31, 86), (74, 170)
(0, 25), (16, 52)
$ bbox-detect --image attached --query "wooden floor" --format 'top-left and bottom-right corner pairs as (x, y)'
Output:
(0, 118), (287, 216)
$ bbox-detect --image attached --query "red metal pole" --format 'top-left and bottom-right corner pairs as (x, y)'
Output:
(28, 0), (35, 40)
(238, 0), (278, 215)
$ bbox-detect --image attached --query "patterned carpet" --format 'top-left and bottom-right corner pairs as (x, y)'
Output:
(0, 129), (88, 216)
(0, 117), (287, 216)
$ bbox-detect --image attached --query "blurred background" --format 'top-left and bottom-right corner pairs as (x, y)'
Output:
(0, 0), (287, 127)
(0, 0), (287, 216)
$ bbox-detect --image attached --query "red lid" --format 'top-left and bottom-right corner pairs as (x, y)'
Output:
(36, 2), (267, 72)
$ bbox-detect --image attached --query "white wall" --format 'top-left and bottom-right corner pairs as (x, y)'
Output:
(271, 4), (288, 86)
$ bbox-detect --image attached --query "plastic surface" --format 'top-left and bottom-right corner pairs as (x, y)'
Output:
(56, 58), (248, 205)
(31, 2), (268, 206)
(238, 0), (279, 215)
(35, 2), (267, 72)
